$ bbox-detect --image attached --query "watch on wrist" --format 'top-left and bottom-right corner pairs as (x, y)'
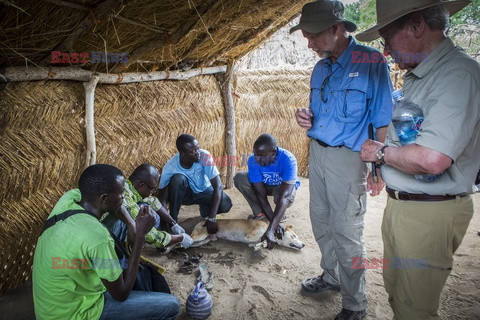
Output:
(376, 146), (388, 164)
(205, 217), (217, 223)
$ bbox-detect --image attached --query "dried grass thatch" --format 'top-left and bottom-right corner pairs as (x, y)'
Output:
(0, 0), (310, 72)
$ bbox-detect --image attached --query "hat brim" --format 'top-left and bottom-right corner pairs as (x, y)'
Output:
(356, 0), (470, 42)
(290, 20), (357, 34)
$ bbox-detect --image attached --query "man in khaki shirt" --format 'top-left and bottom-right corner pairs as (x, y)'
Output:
(357, 0), (480, 319)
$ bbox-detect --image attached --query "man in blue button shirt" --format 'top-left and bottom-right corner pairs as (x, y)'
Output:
(234, 134), (300, 248)
(290, 1), (393, 319)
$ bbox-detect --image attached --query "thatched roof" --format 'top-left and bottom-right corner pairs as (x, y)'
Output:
(1, 0), (310, 73)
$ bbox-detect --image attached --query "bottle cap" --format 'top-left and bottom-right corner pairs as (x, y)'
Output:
(391, 90), (404, 101)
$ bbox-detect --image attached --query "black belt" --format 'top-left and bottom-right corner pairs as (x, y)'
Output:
(314, 139), (341, 148)
(386, 187), (463, 202)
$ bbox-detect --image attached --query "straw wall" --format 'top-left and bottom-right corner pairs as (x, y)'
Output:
(233, 69), (311, 176)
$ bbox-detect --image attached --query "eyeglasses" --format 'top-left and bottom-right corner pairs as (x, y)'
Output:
(379, 25), (400, 52)
(321, 73), (333, 103)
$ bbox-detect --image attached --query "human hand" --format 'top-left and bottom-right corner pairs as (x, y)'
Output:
(367, 170), (385, 197)
(295, 108), (313, 129)
(180, 233), (194, 248)
(113, 205), (131, 224)
(135, 204), (155, 238)
(360, 139), (384, 163)
(274, 224), (285, 240)
(171, 223), (185, 234)
(204, 220), (218, 234)
(261, 229), (277, 249)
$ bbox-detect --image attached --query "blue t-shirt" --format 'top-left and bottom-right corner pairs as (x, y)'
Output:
(159, 149), (219, 194)
(247, 147), (300, 189)
(307, 37), (393, 152)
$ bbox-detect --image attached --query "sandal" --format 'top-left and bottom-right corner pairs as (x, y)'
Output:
(247, 212), (266, 220)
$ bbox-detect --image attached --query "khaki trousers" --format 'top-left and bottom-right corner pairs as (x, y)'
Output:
(382, 195), (473, 319)
(309, 140), (368, 311)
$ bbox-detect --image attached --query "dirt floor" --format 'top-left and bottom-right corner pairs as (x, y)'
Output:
(146, 177), (480, 320)
(1, 177), (479, 319)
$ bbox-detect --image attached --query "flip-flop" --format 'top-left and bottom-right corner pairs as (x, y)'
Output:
(247, 213), (266, 220)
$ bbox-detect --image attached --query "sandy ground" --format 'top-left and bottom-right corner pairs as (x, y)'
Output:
(1, 177), (479, 319)
(145, 177), (480, 320)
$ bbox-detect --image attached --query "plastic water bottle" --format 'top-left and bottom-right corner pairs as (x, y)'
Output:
(391, 90), (440, 182)
(391, 90), (423, 145)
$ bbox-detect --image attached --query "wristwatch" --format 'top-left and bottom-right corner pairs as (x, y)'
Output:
(376, 146), (388, 165)
(205, 217), (217, 223)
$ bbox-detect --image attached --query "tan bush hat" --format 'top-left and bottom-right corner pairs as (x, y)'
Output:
(290, 0), (357, 34)
(356, 0), (471, 42)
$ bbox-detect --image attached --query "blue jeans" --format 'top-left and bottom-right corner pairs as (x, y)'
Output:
(99, 290), (180, 320)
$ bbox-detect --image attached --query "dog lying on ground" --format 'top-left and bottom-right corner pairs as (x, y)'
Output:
(168, 219), (305, 252)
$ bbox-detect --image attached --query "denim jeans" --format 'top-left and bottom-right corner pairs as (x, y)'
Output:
(99, 290), (180, 320)
(167, 173), (232, 221)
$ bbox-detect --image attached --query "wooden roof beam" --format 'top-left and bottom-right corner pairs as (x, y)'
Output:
(113, 2), (212, 73)
(39, 0), (123, 66)
(43, 0), (168, 33)
(4, 65), (227, 83)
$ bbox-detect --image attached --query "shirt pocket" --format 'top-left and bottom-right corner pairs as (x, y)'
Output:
(309, 87), (322, 116)
(335, 83), (368, 123)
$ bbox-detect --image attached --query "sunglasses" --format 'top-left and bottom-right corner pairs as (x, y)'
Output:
(321, 73), (334, 103)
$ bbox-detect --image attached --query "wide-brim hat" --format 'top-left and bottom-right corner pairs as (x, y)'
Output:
(356, 0), (470, 42)
(290, 0), (357, 34)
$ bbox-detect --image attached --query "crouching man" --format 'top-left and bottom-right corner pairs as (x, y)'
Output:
(102, 163), (193, 251)
(158, 134), (233, 234)
(234, 134), (299, 248)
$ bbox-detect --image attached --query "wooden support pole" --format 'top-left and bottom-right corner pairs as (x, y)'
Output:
(217, 61), (236, 188)
(83, 75), (99, 167)
(4, 66), (227, 83)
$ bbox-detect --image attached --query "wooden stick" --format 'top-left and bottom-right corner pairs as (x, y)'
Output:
(39, 0), (122, 65)
(83, 75), (99, 168)
(217, 61), (237, 188)
(113, 2), (211, 73)
(4, 65), (227, 83)
(43, 0), (168, 33)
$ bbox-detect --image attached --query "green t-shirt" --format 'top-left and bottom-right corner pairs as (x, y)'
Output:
(33, 189), (123, 320)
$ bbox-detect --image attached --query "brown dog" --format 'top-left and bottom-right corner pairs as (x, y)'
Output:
(185, 218), (305, 250)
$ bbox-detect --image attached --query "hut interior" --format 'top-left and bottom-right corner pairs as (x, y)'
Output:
(0, 0), (312, 294)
